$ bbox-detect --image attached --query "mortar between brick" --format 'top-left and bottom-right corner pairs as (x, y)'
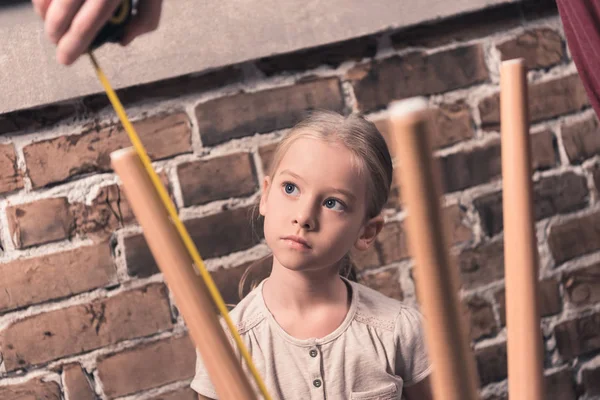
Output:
(0, 370), (61, 390)
(577, 353), (600, 382)
(112, 379), (194, 400)
(473, 328), (508, 351)
(479, 380), (509, 399)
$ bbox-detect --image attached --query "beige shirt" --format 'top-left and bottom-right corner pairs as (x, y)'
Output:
(190, 278), (431, 400)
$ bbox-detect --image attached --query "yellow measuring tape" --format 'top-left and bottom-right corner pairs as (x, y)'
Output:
(88, 52), (272, 400)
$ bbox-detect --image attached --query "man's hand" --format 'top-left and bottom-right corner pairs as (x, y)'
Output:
(32, 0), (163, 65)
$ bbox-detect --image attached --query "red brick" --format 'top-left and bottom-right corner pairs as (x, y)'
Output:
(390, 6), (522, 49)
(475, 342), (507, 386)
(0, 143), (23, 194)
(377, 205), (470, 265)
(463, 296), (497, 341)
(497, 29), (565, 70)
(0, 241), (116, 313)
(593, 163), (600, 195)
(171, 258), (271, 310)
(436, 132), (554, 196)
(438, 140), (502, 193)
(359, 268), (403, 301)
(385, 173), (402, 210)
(178, 152), (258, 206)
(548, 210), (600, 265)
(459, 241), (504, 289)
(83, 67), (243, 111)
(482, 369), (576, 400)
(519, 1), (560, 19)
(24, 112), (191, 188)
(347, 45), (488, 112)
(544, 369), (577, 400)
(0, 377), (60, 400)
(7, 178), (171, 249)
(481, 370), (576, 400)
(531, 129), (558, 170)
(63, 363), (96, 400)
(259, 142), (279, 175)
(97, 335), (195, 399)
(582, 365), (600, 396)
(186, 206), (264, 259)
(495, 279), (562, 326)
(196, 78), (344, 146)
(561, 114), (600, 164)
(123, 233), (159, 278)
(6, 184), (141, 249)
(474, 172), (589, 236)
(374, 101), (474, 151)
(539, 278), (563, 316)
(563, 263), (600, 306)
(147, 387), (198, 400)
(479, 75), (589, 128)
(71, 184), (136, 239)
(0, 283), (172, 371)
(373, 118), (392, 150)
(554, 311), (600, 359)
(125, 206), (263, 276)
(376, 221), (409, 265)
(210, 262), (258, 307)
(256, 36), (377, 76)
(0, 103), (78, 136)
(6, 197), (73, 249)
(432, 102), (476, 148)
(484, 394), (507, 400)
(351, 244), (381, 271)
(445, 203), (473, 245)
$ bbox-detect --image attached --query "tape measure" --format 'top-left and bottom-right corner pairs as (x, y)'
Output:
(87, 3), (273, 398)
(90, 0), (134, 50)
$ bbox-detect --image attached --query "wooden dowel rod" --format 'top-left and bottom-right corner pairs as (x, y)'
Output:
(111, 148), (257, 400)
(500, 58), (545, 400)
(388, 98), (479, 400)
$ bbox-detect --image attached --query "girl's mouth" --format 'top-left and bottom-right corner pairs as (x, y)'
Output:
(281, 235), (311, 250)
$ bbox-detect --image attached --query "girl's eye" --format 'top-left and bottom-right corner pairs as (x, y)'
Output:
(283, 182), (299, 196)
(324, 198), (345, 211)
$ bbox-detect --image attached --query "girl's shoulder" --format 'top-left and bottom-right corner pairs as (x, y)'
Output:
(220, 282), (268, 337)
(351, 280), (423, 334)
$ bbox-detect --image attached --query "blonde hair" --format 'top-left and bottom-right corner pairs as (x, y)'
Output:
(238, 110), (393, 301)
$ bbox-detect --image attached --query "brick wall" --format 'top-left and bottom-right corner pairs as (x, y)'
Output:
(0, 2), (598, 399)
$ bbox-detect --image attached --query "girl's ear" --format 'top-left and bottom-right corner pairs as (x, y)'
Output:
(354, 214), (384, 251)
(259, 176), (272, 216)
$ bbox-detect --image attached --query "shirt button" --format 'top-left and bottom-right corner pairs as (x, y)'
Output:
(309, 349), (318, 357)
(313, 379), (322, 388)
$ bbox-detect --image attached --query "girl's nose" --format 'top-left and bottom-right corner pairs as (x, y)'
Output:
(293, 201), (317, 230)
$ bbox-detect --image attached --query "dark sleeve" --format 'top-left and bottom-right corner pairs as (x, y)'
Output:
(556, 0), (600, 118)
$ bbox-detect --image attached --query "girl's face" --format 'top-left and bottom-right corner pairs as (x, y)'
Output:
(259, 137), (383, 274)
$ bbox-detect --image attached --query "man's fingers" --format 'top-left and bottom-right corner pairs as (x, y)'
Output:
(120, 0), (162, 46)
(32, 0), (52, 18)
(34, 0), (162, 65)
(55, 0), (122, 65)
(44, 0), (84, 44)
(139, 0), (163, 31)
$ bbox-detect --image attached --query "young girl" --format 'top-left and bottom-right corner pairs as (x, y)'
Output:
(191, 110), (433, 400)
